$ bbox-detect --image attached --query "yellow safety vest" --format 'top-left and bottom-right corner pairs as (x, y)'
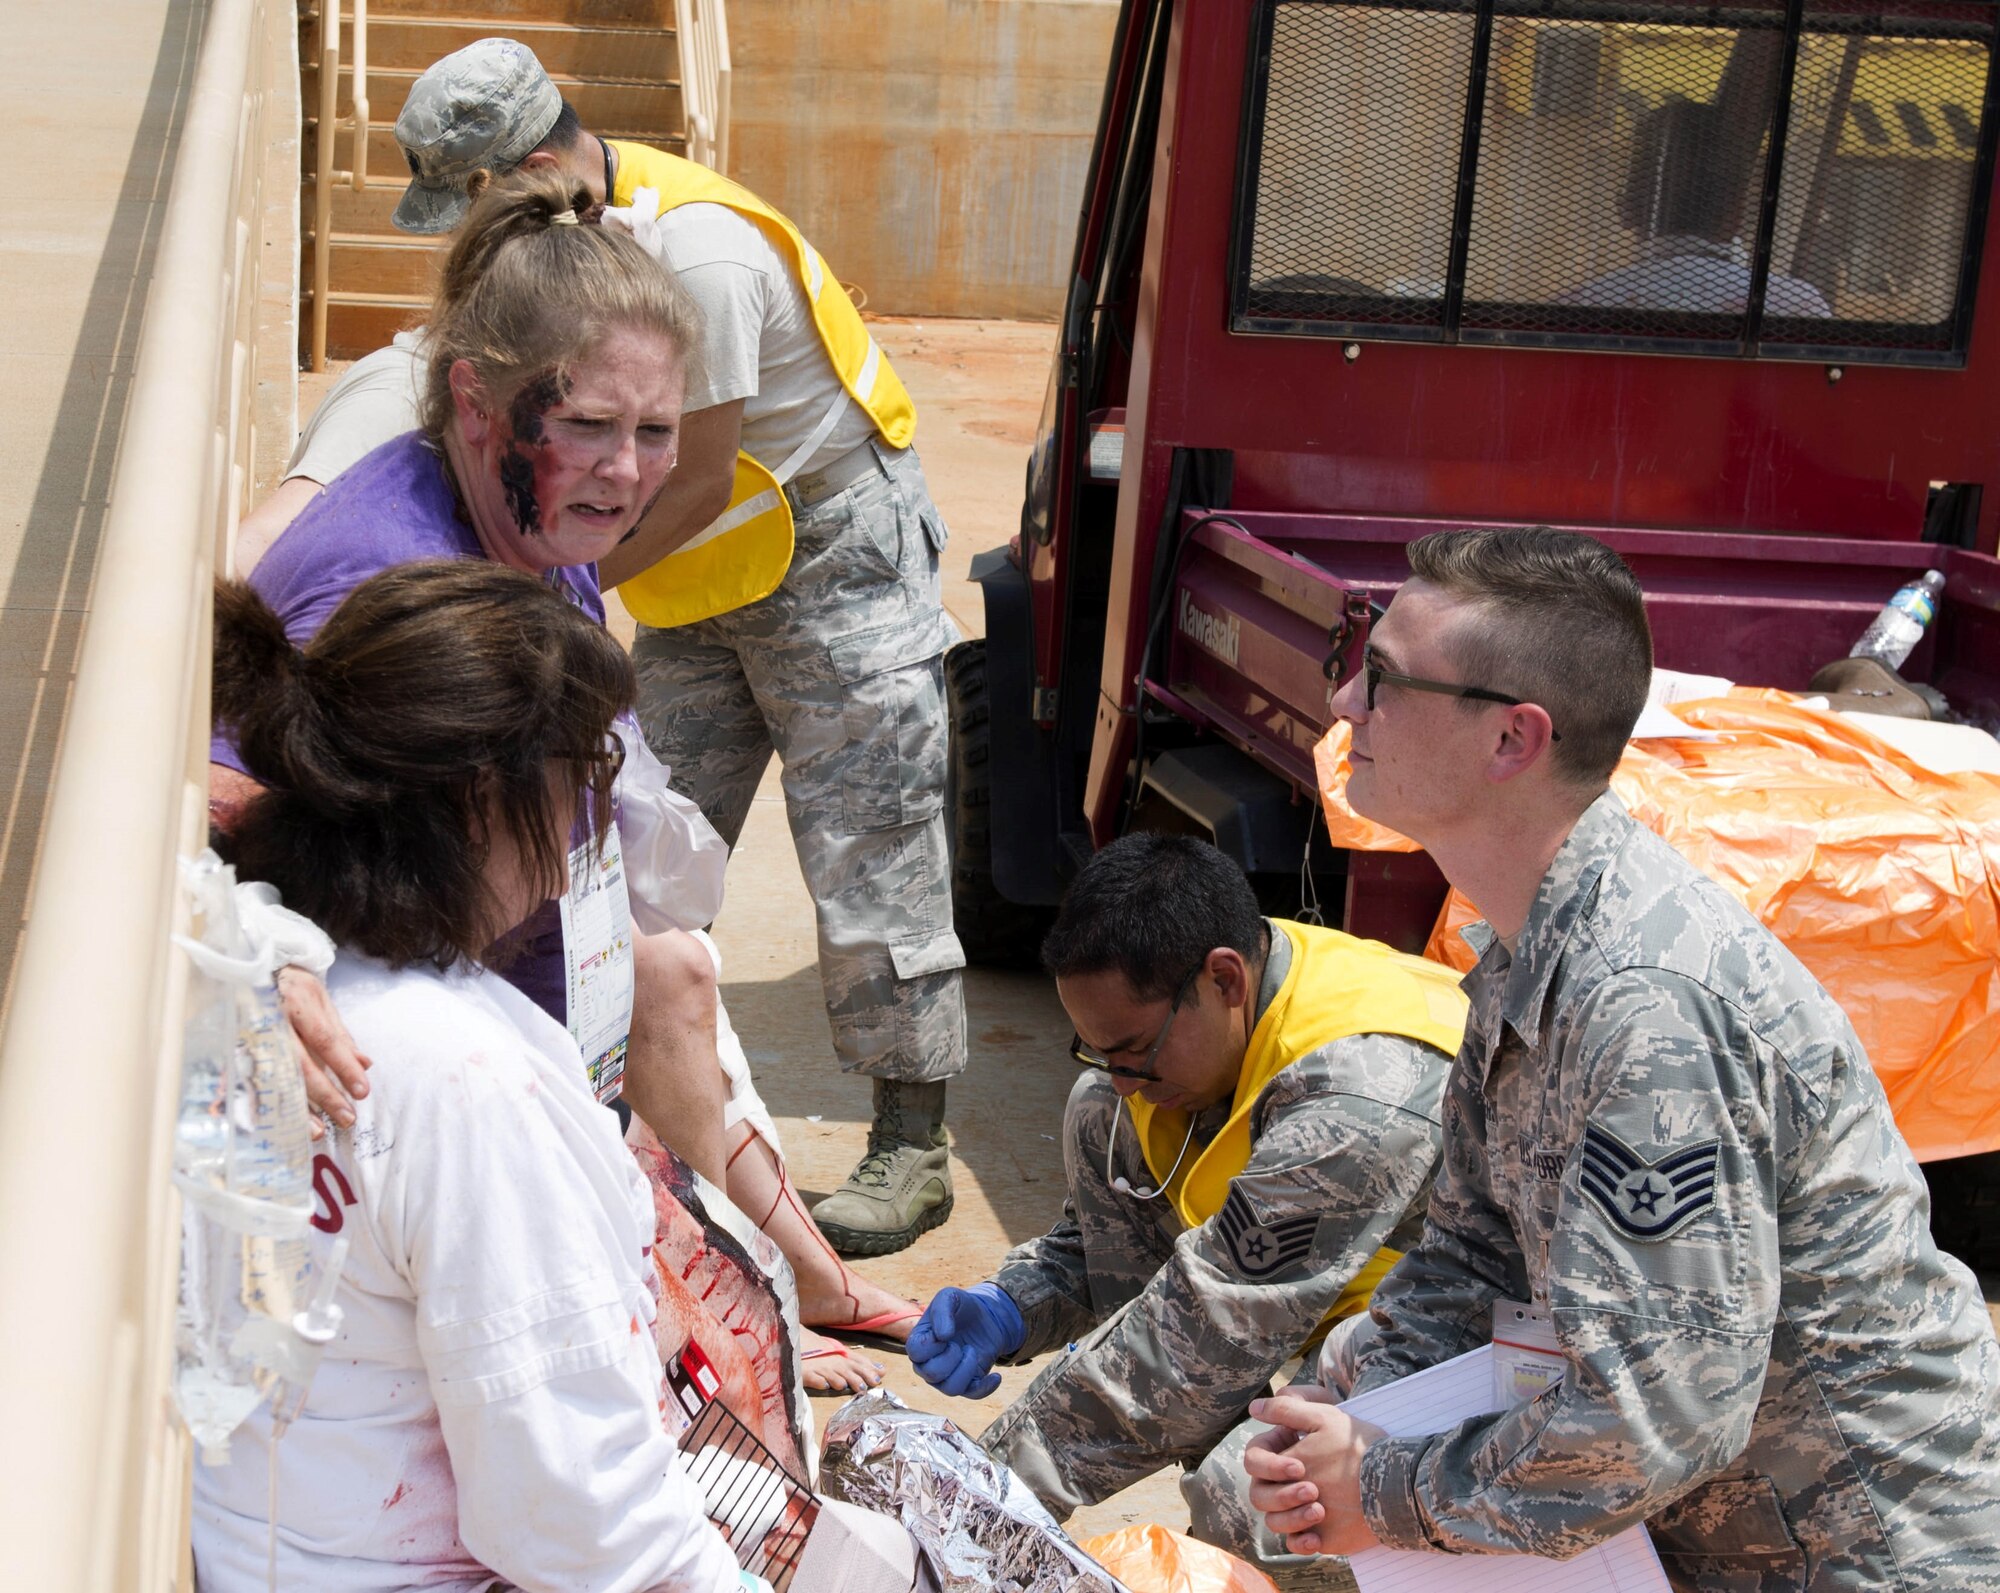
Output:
(1127, 920), (1468, 1323)
(608, 141), (919, 628)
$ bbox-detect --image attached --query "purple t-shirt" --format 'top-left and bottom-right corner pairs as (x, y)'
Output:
(213, 431), (606, 1020)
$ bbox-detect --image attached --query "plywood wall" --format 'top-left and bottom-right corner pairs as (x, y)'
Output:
(725, 0), (1119, 320)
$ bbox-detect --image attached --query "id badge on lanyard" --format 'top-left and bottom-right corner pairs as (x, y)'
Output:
(559, 823), (636, 1104)
(1492, 1298), (1566, 1406)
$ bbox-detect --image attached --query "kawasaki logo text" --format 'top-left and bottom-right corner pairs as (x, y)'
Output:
(1179, 591), (1241, 667)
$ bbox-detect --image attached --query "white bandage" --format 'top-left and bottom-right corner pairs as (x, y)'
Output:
(235, 879), (337, 977)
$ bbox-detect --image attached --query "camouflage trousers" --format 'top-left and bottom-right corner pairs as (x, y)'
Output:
(632, 441), (966, 1083)
(987, 1073), (1359, 1590)
(1183, 1326), (1367, 1593)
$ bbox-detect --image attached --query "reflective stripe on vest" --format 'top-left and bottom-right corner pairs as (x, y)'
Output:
(607, 142), (917, 628)
(1125, 920), (1469, 1324)
(671, 383), (849, 557)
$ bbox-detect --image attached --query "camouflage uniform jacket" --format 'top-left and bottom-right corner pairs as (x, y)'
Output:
(981, 925), (1453, 1518)
(1349, 792), (2000, 1589)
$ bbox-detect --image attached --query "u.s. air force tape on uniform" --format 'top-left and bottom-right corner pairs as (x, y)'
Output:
(1215, 1184), (1321, 1278)
(1579, 1123), (1721, 1241)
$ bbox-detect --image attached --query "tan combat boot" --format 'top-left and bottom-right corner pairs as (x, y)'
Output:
(811, 1080), (954, 1256)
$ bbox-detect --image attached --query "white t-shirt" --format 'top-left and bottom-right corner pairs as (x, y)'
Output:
(1560, 237), (1832, 317)
(191, 955), (742, 1593)
(657, 201), (880, 477)
(284, 330), (427, 486)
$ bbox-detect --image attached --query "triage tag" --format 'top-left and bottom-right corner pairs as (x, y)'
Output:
(559, 823), (635, 1105)
(1492, 1297), (1566, 1407)
(664, 1340), (724, 1438)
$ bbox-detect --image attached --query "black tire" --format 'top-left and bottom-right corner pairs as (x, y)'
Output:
(946, 639), (1051, 967)
(1925, 1151), (2000, 1276)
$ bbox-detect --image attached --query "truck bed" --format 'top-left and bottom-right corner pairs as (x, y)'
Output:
(1145, 510), (2000, 950)
(1156, 510), (2000, 796)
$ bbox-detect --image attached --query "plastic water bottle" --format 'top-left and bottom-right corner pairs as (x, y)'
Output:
(1849, 570), (1947, 670)
(174, 854), (316, 1213)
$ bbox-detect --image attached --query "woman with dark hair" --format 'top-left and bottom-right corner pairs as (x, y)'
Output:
(194, 562), (751, 1593)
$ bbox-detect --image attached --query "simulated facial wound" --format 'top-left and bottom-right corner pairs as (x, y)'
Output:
(473, 335), (684, 569)
(499, 370), (571, 535)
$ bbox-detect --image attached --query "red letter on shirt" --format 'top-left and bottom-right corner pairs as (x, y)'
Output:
(310, 1153), (357, 1234)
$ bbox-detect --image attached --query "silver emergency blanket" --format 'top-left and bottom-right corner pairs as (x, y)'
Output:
(820, 1390), (1130, 1593)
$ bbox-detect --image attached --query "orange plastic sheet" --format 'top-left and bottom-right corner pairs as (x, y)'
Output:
(1315, 696), (2000, 1162)
(1078, 1525), (1279, 1593)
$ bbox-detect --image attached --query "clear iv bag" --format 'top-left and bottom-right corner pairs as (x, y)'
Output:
(172, 850), (319, 1464)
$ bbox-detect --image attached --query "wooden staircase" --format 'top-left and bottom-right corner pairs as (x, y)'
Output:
(301, 0), (690, 362)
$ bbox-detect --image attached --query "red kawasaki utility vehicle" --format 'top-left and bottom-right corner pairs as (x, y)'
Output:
(948, 0), (2000, 1226)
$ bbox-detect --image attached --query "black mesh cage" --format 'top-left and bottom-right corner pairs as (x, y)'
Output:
(1230, 0), (2000, 362)
(678, 1401), (819, 1591)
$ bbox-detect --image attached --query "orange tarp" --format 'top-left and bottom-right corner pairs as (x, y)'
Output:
(1079, 1525), (1279, 1593)
(1315, 696), (2000, 1162)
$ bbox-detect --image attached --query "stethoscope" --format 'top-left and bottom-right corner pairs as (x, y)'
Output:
(1100, 943), (1264, 1200)
(1108, 1109), (1198, 1201)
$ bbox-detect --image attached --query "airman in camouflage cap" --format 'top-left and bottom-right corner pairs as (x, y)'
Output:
(392, 37), (562, 235)
(322, 31), (976, 1261)
(1245, 527), (2000, 1591)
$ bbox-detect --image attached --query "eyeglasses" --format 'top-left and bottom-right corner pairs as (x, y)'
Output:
(1361, 647), (1560, 742)
(572, 732), (627, 780)
(1071, 966), (1201, 1083)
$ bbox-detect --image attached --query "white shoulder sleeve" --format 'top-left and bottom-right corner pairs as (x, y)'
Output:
(372, 990), (740, 1593)
(284, 334), (425, 486)
(440, 1352), (742, 1593)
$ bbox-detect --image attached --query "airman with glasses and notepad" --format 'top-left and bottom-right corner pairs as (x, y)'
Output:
(1246, 527), (2000, 1590)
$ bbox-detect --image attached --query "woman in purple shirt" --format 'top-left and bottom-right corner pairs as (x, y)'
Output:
(209, 169), (731, 1178)
(211, 169), (902, 1393)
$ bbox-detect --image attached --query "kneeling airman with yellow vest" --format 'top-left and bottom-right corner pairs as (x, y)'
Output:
(907, 832), (1466, 1571)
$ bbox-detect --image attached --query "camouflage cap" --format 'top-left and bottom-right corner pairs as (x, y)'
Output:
(392, 38), (564, 235)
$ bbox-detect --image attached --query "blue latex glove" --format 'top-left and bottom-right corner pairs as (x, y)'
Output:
(907, 1282), (1025, 1399)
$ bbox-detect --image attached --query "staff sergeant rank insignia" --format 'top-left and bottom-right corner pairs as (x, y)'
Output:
(1215, 1185), (1318, 1277)
(1580, 1123), (1720, 1240)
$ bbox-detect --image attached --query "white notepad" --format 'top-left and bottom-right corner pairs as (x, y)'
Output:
(1335, 1344), (1670, 1593)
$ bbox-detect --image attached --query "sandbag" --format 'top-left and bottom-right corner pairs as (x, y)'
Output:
(1316, 694), (2000, 1161)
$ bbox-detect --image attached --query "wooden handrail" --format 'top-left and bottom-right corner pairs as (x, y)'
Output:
(312, 1), (339, 372)
(0, 0), (292, 1582)
(676, 0), (733, 174)
(310, 0), (371, 371)
(350, 0), (370, 193)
